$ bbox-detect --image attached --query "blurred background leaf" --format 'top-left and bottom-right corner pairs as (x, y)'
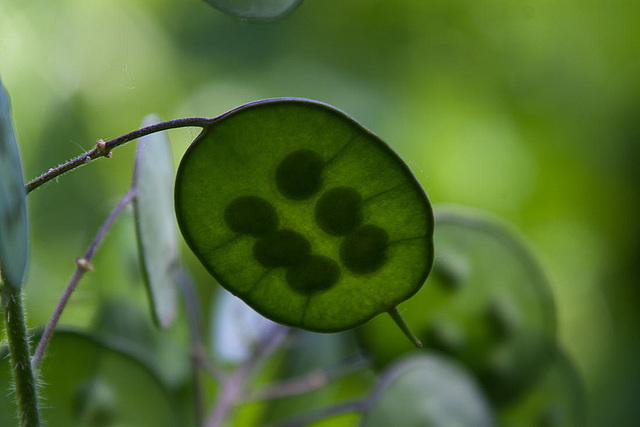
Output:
(358, 204), (558, 406)
(201, 0), (303, 20)
(132, 114), (179, 329)
(1, 330), (182, 426)
(211, 289), (278, 364)
(0, 76), (28, 289)
(1, 0), (638, 424)
(361, 352), (495, 427)
(499, 345), (587, 427)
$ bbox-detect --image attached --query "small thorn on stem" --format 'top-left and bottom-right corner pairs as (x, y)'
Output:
(75, 258), (94, 271)
(96, 139), (112, 158)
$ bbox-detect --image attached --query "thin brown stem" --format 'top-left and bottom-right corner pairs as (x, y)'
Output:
(25, 117), (213, 194)
(31, 189), (136, 373)
(264, 346), (414, 427)
(205, 325), (289, 427)
(243, 354), (371, 402)
(193, 344), (227, 384)
(172, 266), (212, 427)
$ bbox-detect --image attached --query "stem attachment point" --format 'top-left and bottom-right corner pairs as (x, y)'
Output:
(75, 258), (94, 271)
(96, 139), (112, 158)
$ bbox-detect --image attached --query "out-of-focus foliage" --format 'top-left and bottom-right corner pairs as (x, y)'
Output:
(132, 114), (179, 329)
(1, 0), (638, 424)
(201, 0), (303, 20)
(0, 76), (28, 289)
(1, 330), (181, 426)
(211, 289), (277, 364)
(261, 329), (369, 425)
(361, 353), (495, 427)
(500, 346), (587, 427)
(359, 205), (558, 405)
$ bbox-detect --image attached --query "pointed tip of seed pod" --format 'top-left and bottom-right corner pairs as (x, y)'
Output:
(387, 306), (422, 348)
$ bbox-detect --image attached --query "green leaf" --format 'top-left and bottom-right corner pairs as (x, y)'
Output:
(361, 353), (495, 427)
(358, 205), (557, 403)
(175, 98), (434, 333)
(132, 115), (179, 328)
(1, 330), (180, 426)
(203, 0), (303, 20)
(93, 299), (191, 388)
(499, 346), (586, 427)
(0, 77), (28, 289)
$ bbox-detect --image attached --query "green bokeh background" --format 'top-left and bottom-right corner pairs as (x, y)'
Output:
(1, 0), (638, 424)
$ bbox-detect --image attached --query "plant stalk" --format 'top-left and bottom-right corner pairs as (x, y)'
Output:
(31, 189), (136, 373)
(172, 266), (207, 427)
(205, 325), (289, 427)
(25, 117), (213, 194)
(1, 284), (40, 427)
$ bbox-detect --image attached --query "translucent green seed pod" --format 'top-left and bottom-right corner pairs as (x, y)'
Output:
(175, 98), (434, 337)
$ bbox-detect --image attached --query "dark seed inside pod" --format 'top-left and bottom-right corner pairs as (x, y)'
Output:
(340, 224), (389, 274)
(253, 229), (311, 268)
(224, 196), (279, 237)
(276, 149), (324, 200)
(315, 186), (363, 236)
(286, 255), (341, 295)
